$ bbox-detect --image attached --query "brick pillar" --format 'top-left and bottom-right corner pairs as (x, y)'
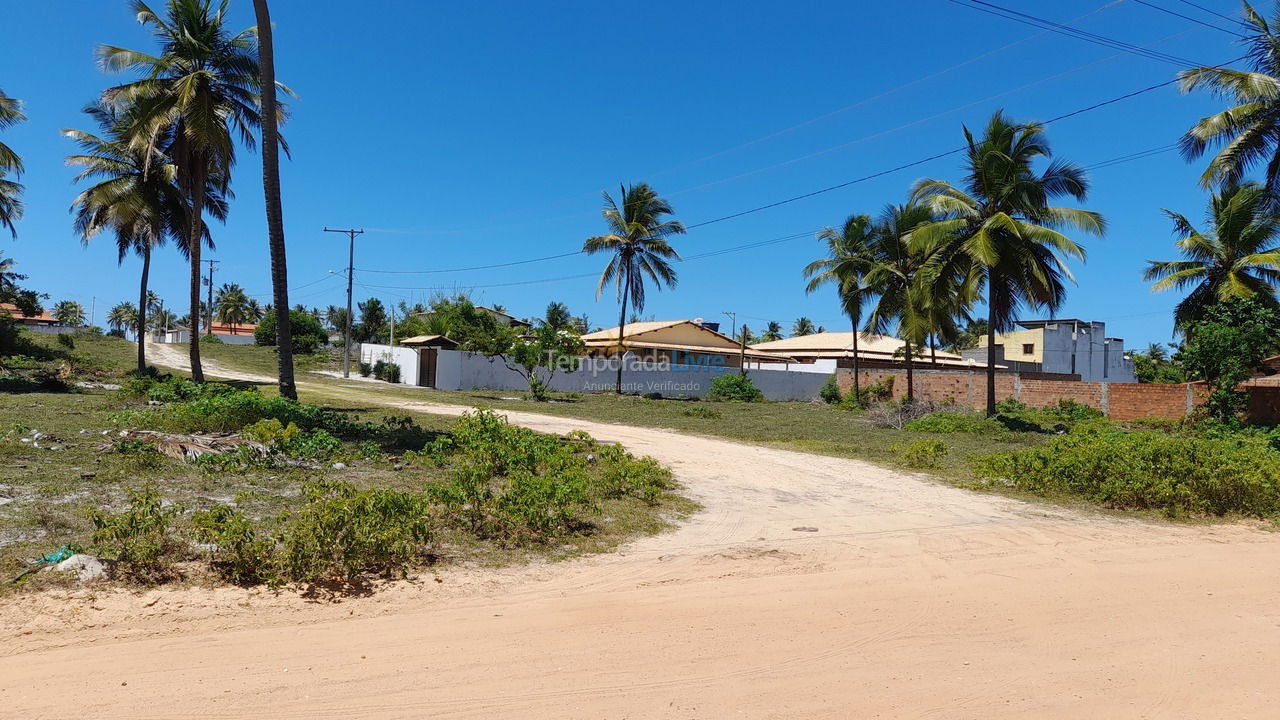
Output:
(1185, 383), (1194, 415)
(1100, 381), (1110, 417)
(1013, 373), (1022, 402)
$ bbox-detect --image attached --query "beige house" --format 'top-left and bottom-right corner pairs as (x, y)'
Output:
(750, 331), (988, 370)
(582, 320), (783, 368)
(963, 319), (1135, 383)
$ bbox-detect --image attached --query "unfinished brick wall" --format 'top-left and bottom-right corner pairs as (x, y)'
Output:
(833, 368), (1251, 422)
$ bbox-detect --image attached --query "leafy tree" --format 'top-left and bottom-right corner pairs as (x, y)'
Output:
(760, 321), (783, 342)
(325, 305), (348, 334)
(542, 301), (573, 331)
(213, 282), (252, 331)
(0, 88), (25, 237)
(946, 318), (989, 352)
(583, 182), (684, 394)
(256, 308), (326, 354)
(912, 111), (1104, 415)
(356, 297), (387, 342)
(791, 317), (816, 336)
(53, 300), (87, 327)
(1179, 296), (1280, 421)
(804, 214), (874, 400)
(1179, 3), (1280, 194)
(1145, 183), (1280, 329)
(0, 252), (42, 316)
(107, 302), (139, 336)
(100, 0), (287, 382)
(1132, 342), (1187, 384)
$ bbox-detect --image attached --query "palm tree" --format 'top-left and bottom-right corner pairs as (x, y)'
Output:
(148, 307), (177, 332)
(245, 298), (265, 323)
(0, 88), (26, 237)
(1144, 182), (1280, 328)
(53, 301), (86, 327)
(1143, 342), (1169, 362)
(213, 282), (252, 332)
(1180, 2), (1280, 195)
(791, 317), (817, 336)
(542, 301), (573, 331)
(863, 203), (940, 403)
(583, 183), (684, 394)
(804, 214), (874, 401)
(761, 321), (783, 342)
(66, 102), (191, 373)
(249, 0), (296, 399)
(99, 0), (281, 383)
(912, 111), (1104, 415)
(107, 302), (139, 336)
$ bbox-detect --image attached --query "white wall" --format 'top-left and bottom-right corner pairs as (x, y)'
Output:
(359, 343), (421, 384)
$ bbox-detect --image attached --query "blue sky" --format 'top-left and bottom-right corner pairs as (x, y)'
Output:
(0, 0), (1254, 347)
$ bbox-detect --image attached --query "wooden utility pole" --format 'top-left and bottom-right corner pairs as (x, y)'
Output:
(324, 227), (364, 377)
(724, 310), (746, 375)
(203, 259), (220, 335)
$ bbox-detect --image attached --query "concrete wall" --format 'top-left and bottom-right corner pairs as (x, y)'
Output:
(359, 343), (421, 384)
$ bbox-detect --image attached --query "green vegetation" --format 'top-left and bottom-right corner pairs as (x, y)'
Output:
(1178, 297), (1280, 421)
(707, 373), (763, 402)
(256, 309), (327, 354)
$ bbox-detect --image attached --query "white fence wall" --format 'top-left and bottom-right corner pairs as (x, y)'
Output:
(356, 345), (832, 400)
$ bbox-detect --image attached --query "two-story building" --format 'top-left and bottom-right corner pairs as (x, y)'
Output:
(960, 319), (1136, 383)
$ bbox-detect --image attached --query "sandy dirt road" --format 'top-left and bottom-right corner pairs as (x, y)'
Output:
(2, 344), (1278, 718)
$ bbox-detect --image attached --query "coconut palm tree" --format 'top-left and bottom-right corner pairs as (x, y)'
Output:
(213, 282), (252, 332)
(98, 0), (284, 382)
(761, 321), (783, 342)
(583, 183), (684, 394)
(148, 307), (177, 332)
(0, 88), (25, 237)
(1180, 2), (1280, 195)
(791, 317), (817, 336)
(246, 297), (265, 323)
(53, 301), (86, 327)
(911, 111), (1104, 415)
(1145, 182), (1280, 329)
(66, 102), (191, 373)
(542, 301), (573, 331)
(107, 302), (139, 336)
(249, 0), (296, 399)
(804, 214), (874, 401)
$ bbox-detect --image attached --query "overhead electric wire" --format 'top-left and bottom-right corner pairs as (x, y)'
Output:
(1131, 0), (1246, 37)
(355, 250), (583, 275)
(947, 0), (1205, 67)
(1171, 0), (1253, 30)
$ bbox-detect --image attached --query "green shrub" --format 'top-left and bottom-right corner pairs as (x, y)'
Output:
(192, 504), (276, 585)
(972, 430), (1280, 516)
(707, 373), (764, 402)
(593, 443), (675, 503)
(56, 333), (75, 350)
(87, 485), (180, 582)
(116, 391), (359, 435)
(200, 334), (224, 344)
(1052, 398), (1103, 422)
(120, 374), (238, 404)
(243, 418), (343, 460)
(819, 375), (842, 404)
(278, 480), (433, 582)
(373, 361), (401, 383)
(255, 310), (329, 354)
(904, 411), (1005, 435)
(842, 377), (892, 410)
(682, 405), (721, 419)
(358, 361), (373, 377)
(898, 439), (948, 469)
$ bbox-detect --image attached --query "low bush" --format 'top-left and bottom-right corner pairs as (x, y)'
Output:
(87, 485), (181, 582)
(358, 361), (373, 378)
(242, 418), (343, 461)
(898, 438), (949, 469)
(593, 443), (675, 503)
(904, 411), (1005, 435)
(120, 374), (238, 404)
(819, 375), (842, 404)
(191, 504), (276, 585)
(972, 428), (1280, 516)
(373, 361), (401, 383)
(116, 390), (359, 435)
(707, 373), (763, 402)
(200, 334), (224, 345)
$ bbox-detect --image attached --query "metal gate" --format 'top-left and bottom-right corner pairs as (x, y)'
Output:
(417, 348), (437, 388)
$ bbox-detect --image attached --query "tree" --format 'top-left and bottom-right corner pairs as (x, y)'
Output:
(542, 301), (573, 331)
(213, 282), (252, 332)
(100, 0), (286, 383)
(1179, 3), (1280, 195)
(761, 321), (783, 342)
(912, 111), (1104, 415)
(946, 318), (989, 353)
(1144, 183), (1280, 329)
(1132, 342), (1187, 384)
(53, 300), (87, 327)
(356, 298), (387, 342)
(583, 182), (683, 394)
(246, 297), (265, 322)
(107, 302), (139, 336)
(250, 0), (296, 400)
(804, 214), (874, 401)
(791, 317), (816, 336)
(863, 202), (939, 403)
(66, 102), (194, 373)
(0, 252), (41, 315)
(148, 308), (177, 332)
(325, 305), (348, 335)
(0, 88), (25, 237)
(255, 308), (326, 354)
(1179, 296), (1280, 421)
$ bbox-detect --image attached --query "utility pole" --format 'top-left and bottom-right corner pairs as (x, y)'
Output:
(203, 259), (220, 335)
(89, 296), (96, 328)
(324, 227), (364, 377)
(389, 300), (395, 346)
(723, 311), (746, 375)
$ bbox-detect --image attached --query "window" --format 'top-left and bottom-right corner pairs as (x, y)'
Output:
(1022, 343), (1035, 355)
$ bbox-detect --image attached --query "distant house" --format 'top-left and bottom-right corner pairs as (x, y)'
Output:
(750, 331), (989, 371)
(581, 320), (783, 368)
(961, 319), (1135, 383)
(0, 302), (59, 327)
(478, 306), (531, 328)
(153, 321), (259, 346)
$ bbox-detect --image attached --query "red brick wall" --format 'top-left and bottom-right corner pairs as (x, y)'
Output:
(1108, 383), (1190, 421)
(1018, 379), (1104, 411)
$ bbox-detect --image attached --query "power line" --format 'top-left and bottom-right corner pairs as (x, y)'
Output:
(1171, 0), (1253, 30)
(947, 0), (1204, 67)
(1131, 0), (1246, 37)
(356, 250), (584, 275)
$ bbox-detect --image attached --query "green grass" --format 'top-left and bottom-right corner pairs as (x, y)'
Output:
(198, 341), (336, 376)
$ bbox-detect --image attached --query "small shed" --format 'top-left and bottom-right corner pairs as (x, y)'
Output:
(398, 334), (459, 350)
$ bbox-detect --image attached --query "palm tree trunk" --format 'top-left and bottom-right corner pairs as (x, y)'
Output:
(615, 272), (629, 394)
(188, 159), (206, 383)
(850, 317), (860, 403)
(137, 244), (150, 374)
(930, 334), (937, 365)
(904, 340), (914, 404)
(986, 303), (997, 416)
(252, 0), (298, 401)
